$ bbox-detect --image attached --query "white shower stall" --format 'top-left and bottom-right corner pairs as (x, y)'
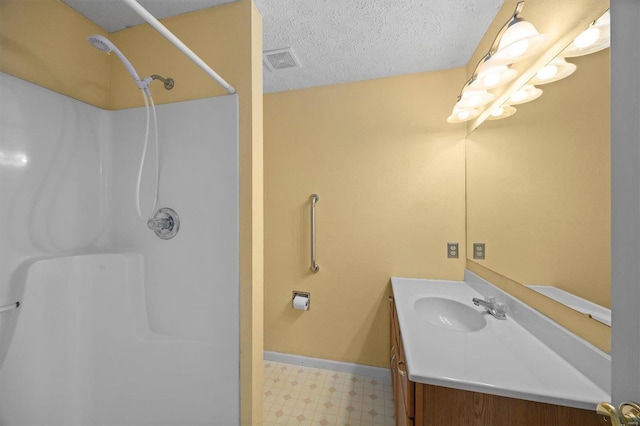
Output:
(0, 72), (240, 425)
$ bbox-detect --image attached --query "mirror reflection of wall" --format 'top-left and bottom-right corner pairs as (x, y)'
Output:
(466, 48), (610, 309)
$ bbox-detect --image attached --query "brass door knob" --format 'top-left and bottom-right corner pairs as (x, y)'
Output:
(621, 403), (640, 426)
(598, 402), (624, 426)
(597, 401), (640, 426)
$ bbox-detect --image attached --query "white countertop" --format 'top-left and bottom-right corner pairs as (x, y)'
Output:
(391, 277), (609, 410)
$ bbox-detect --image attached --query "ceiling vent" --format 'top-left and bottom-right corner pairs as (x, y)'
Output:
(263, 48), (301, 72)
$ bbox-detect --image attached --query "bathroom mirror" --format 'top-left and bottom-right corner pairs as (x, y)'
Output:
(465, 47), (611, 314)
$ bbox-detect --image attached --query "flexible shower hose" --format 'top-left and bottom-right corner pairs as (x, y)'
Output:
(135, 90), (160, 221)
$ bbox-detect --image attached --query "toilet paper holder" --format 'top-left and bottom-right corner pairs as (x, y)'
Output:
(292, 291), (310, 310)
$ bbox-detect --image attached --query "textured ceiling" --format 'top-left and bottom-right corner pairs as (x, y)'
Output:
(255, 0), (503, 93)
(61, 0), (504, 93)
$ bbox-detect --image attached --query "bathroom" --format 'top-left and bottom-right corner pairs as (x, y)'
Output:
(0, 0), (638, 425)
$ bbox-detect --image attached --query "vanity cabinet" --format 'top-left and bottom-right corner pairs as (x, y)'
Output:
(389, 296), (599, 426)
(390, 296), (414, 425)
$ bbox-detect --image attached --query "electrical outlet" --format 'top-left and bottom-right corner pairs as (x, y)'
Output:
(447, 242), (459, 258)
(473, 243), (486, 259)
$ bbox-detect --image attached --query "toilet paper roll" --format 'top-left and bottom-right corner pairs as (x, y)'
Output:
(293, 294), (309, 311)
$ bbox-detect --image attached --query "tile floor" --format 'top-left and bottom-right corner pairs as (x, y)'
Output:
(263, 360), (395, 426)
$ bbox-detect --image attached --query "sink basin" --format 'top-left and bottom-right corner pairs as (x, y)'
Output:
(414, 297), (487, 332)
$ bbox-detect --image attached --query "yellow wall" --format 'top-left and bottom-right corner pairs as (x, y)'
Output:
(246, 3), (264, 424)
(264, 69), (468, 368)
(1, 0), (264, 422)
(0, 0), (110, 107)
(108, 2), (249, 108)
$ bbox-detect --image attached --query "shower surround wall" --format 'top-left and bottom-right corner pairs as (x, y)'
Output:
(0, 72), (110, 371)
(0, 72), (239, 425)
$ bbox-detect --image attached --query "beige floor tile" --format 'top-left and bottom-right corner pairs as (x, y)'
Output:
(265, 360), (394, 426)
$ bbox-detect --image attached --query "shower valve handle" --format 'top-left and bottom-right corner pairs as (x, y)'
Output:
(147, 208), (180, 240)
(147, 217), (173, 230)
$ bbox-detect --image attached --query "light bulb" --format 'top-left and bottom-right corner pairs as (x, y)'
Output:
(511, 90), (527, 103)
(507, 39), (529, 59)
(574, 27), (600, 48)
(484, 72), (502, 87)
(487, 105), (517, 120)
(466, 94), (482, 107)
(457, 110), (471, 120)
(530, 57), (577, 85)
(469, 62), (518, 90)
(508, 85), (542, 105)
(491, 20), (546, 65)
(562, 10), (610, 57)
(456, 90), (494, 109)
(537, 64), (558, 81)
(446, 107), (480, 124)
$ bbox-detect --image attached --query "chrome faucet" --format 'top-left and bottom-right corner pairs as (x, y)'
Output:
(472, 296), (507, 320)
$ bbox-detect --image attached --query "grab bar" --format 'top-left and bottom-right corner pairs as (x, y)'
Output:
(310, 194), (320, 273)
(0, 302), (20, 314)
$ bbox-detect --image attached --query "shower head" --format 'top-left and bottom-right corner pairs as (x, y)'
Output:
(88, 34), (150, 95)
(87, 34), (113, 53)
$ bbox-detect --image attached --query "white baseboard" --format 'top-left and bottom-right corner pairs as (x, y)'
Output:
(264, 351), (391, 381)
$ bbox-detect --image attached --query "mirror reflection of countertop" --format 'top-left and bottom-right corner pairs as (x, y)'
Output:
(391, 273), (610, 410)
(527, 285), (611, 326)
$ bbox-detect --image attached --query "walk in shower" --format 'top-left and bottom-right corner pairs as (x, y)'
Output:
(0, 63), (240, 424)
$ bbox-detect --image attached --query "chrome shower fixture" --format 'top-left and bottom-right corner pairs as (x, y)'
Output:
(88, 35), (175, 95)
(150, 75), (175, 90)
(147, 207), (180, 240)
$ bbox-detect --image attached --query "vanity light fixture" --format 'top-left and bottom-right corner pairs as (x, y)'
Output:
(507, 84), (543, 105)
(456, 89), (495, 109)
(446, 107), (481, 124)
(447, 1), (546, 123)
(448, 89), (493, 123)
(487, 105), (517, 120)
(447, 4), (609, 126)
(529, 57), (577, 85)
(490, 20), (546, 66)
(562, 10), (610, 58)
(468, 61), (518, 91)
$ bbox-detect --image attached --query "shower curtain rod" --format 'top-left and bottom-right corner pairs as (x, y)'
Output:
(120, 0), (236, 95)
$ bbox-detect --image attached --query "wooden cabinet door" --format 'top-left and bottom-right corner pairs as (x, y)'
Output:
(415, 383), (599, 426)
(391, 296), (415, 425)
(395, 377), (414, 426)
(390, 297), (400, 423)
